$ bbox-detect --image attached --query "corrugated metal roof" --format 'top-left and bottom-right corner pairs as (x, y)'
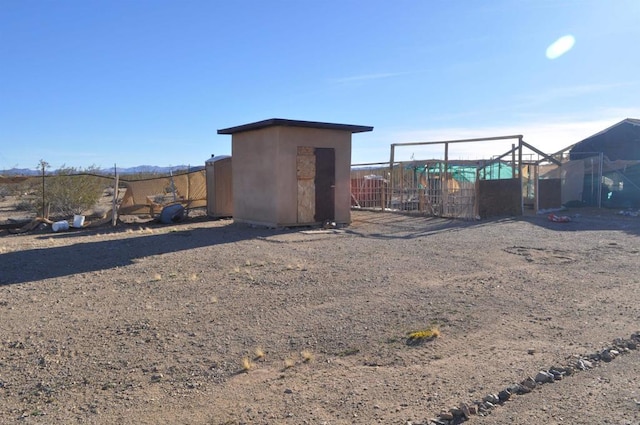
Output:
(627, 118), (640, 126)
(570, 118), (640, 160)
(580, 118), (640, 141)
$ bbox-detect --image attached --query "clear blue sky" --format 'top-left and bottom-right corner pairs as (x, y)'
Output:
(2, 0), (639, 170)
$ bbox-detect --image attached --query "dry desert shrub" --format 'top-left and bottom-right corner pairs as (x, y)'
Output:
(254, 347), (265, 360)
(28, 164), (108, 216)
(241, 357), (254, 372)
(300, 349), (314, 363)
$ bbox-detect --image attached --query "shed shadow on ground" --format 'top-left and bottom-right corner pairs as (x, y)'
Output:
(0, 220), (294, 286)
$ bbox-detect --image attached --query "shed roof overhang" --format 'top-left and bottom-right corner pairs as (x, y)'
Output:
(217, 118), (373, 135)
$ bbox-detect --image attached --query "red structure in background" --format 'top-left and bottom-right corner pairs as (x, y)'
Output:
(350, 176), (387, 208)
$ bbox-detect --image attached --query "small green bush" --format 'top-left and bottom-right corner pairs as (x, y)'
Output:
(30, 164), (109, 217)
(0, 185), (10, 199)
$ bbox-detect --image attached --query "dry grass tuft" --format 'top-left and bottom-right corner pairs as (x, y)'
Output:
(189, 273), (198, 281)
(407, 326), (440, 342)
(152, 273), (162, 281)
(241, 356), (253, 372)
(254, 347), (265, 360)
(300, 349), (314, 363)
(283, 358), (296, 369)
(286, 263), (306, 271)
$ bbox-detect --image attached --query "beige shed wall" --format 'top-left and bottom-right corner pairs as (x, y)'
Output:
(230, 125), (352, 227)
(231, 127), (280, 226)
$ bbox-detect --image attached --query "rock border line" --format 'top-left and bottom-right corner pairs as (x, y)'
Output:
(418, 332), (640, 425)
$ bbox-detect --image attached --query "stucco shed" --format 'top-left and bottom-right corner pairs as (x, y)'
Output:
(217, 118), (373, 227)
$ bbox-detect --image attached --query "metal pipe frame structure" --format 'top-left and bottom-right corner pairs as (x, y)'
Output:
(388, 135), (524, 213)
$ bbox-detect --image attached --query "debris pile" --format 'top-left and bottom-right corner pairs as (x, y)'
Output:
(617, 209), (640, 217)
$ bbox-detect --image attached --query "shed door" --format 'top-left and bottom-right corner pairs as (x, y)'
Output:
(314, 148), (335, 222)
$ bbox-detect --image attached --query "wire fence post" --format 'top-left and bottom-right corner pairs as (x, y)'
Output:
(39, 159), (49, 219)
(112, 164), (119, 226)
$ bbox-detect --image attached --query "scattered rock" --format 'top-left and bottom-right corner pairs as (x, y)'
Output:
(428, 333), (640, 424)
(560, 366), (574, 376)
(521, 376), (537, 390)
(576, 359), (593, 370)
(534, 371), (554, 384)
(438, 411), (453, 420)
(506, 383), (525, 395)
(483, 393), (499, 404)
(549, 369), (564, 380)
(498, 389), (511, 402)
(459, 402), (471, 418)
(449, 406), (463, 417)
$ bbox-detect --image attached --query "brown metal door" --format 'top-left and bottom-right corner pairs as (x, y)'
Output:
(314, 148), (335, 222)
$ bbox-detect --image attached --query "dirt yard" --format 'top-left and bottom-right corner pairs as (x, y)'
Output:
(0, 209), (639, 424)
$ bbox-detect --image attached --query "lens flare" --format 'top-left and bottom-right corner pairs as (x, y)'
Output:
(546, 35), (575, 59)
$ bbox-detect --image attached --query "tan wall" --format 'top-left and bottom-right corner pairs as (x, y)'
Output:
(231, 126), (352, 227)
(231, 128), (280, 226)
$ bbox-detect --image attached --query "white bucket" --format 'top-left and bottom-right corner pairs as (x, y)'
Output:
(52, 221), (70, 232)
(73, 214), (85, 228)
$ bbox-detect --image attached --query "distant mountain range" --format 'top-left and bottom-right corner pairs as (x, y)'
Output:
(1, 165), (204, 176)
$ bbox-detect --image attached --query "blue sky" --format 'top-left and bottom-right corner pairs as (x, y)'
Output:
(1, 0), (639, 170)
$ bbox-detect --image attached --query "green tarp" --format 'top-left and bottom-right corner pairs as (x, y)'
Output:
(407, 162), (513, 184)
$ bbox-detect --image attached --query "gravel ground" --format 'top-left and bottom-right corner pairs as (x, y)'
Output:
(0, 209), (639, 424)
